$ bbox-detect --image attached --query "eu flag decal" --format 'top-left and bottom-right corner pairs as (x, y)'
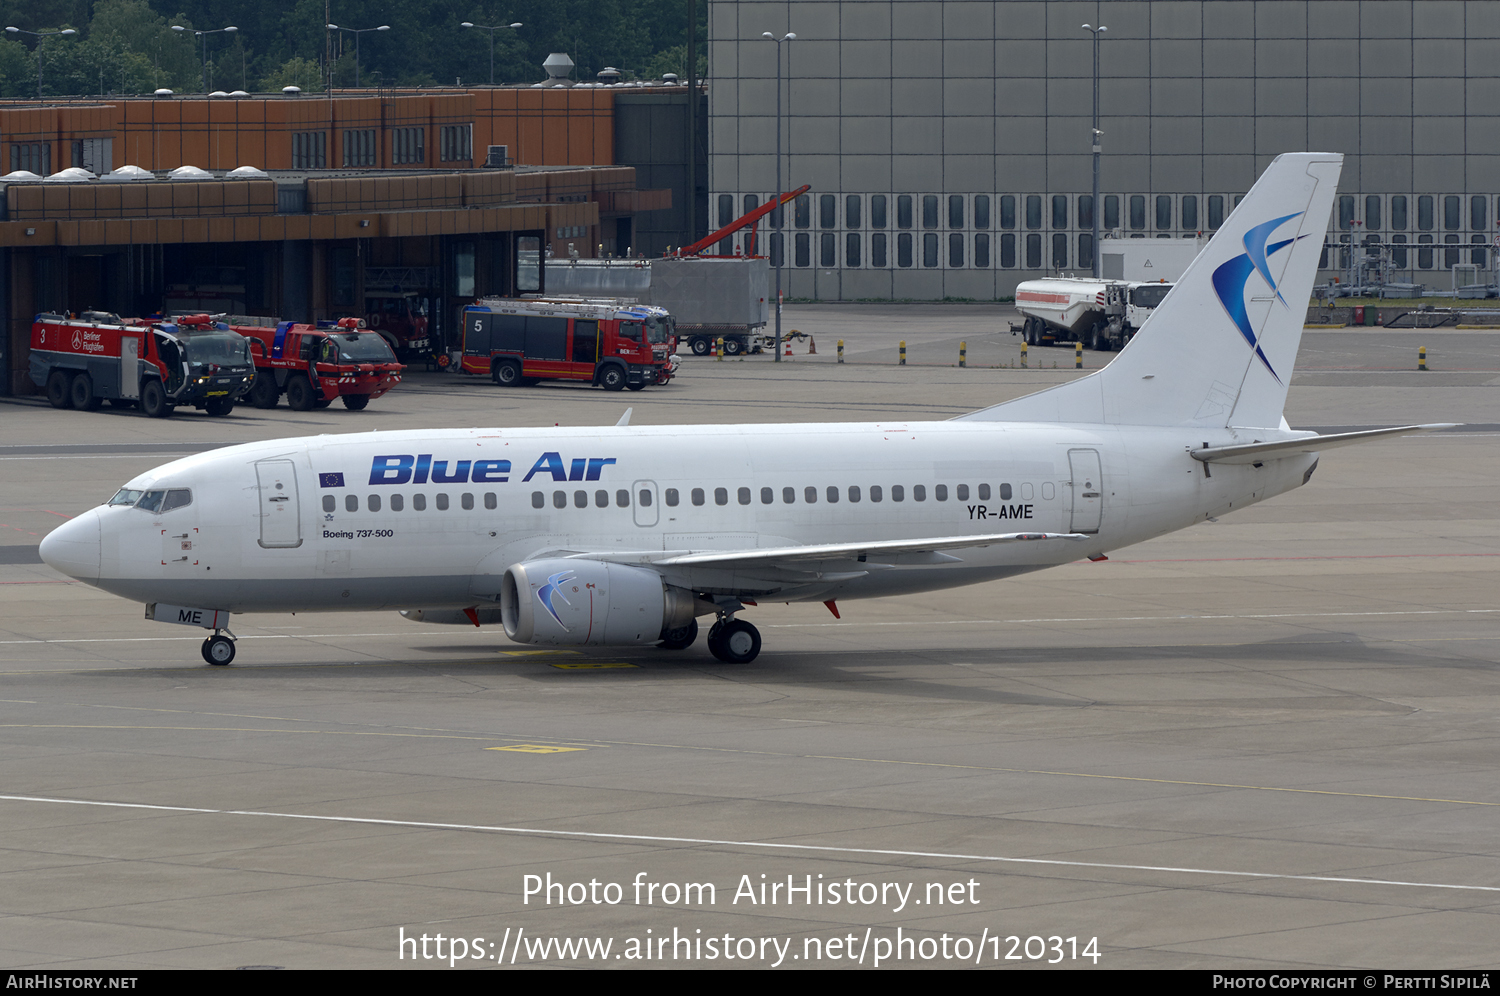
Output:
(318, 472), (346, 488)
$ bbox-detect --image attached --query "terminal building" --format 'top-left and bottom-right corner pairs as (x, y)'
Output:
(707, 0), (1500, 299)
(0, 89), (683, 395)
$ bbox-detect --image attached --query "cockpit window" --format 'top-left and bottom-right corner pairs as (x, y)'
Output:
(108, 489), (143, 506)
(130, 488), (192, 513)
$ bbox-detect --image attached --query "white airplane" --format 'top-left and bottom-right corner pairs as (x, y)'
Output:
(40, 153), (1450, 667)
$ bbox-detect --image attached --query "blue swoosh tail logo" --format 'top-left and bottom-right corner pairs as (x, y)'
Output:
(536, 570), (576, 627)
(1211, 212), (1308, 384)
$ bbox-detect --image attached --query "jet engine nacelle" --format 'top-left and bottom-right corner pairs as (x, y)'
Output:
(501, 558), (699, 646)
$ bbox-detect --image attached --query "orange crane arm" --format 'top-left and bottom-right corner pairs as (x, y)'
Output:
(676, 185), (811, 257)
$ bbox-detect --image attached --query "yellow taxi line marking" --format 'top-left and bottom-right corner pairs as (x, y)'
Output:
(486, 744), (588, 753)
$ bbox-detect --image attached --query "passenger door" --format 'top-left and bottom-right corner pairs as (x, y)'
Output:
(1068, 449), (1103, 534)
(255, 459), (303, 548)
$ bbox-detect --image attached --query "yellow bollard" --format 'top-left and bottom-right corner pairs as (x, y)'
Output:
(837, 339), (844, 364)
(1419, 345), (1427, 371)
(1020, 341), (1028, 368)
(899, 340), (907, 366)
(959, 340), (967, 367)
(1075, 341), (1083, 369)
(716, 336), (724, 361)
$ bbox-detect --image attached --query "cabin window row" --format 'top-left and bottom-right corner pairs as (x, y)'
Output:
(322, 492), (499, 513)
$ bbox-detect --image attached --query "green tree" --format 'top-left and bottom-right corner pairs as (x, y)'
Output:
(261, 54), (322, 93)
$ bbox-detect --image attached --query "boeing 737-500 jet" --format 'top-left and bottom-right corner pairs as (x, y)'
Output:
(40, 153), (1450, 666)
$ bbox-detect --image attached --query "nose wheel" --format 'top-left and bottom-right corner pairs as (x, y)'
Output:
(201, 633), (236, 666)
(706, 618), (761, 663)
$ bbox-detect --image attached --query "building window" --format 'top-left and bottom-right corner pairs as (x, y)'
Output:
(1366, 195), (1382, 230)
(343, 129), (376, 167)
(717, 194), (733, 226)
(923, 195), (939, 229)
(1338, 195), (1355, 230)
(846, 233), (862, 267)
(897, 195), (913, 229)
(1391, 195), (1407, 230)
(820, 194), (836, 228)
(795, 232), (810, 267)
(897, 232), (913, 267)
(392, 127), (426, 165)
(1026, 233), (1042, 268)
(1052, 195), (1068, 229)
(974, 233), (990, 268)
(949, 194), (965, 229)
(1076, 194), (1092, 230)
(923, 232), (939, 267)
(1417, 234), (1433, 268)
(871, 232), (887, 267)
(821, 232), (836, 267)
(1417, 196), (1434, 231)
(1104, 194), (1120, 229)
(1207, 195), (1224, 230)
(1077, 234), (1093, 270)
(439, 124), (471, 162)
(949, 232), (964, 267)
(1129, 195), (1146, 230)
(744, 193), (759, 215)
(1471, 196), (1487, 232)
(870, 194), (886, 228)
(794, 194), (810, 228)
(769, 232), (783, 267)
(974, 194), (990, 229)
(999, 195), (1015, 229)
(1181, 195), (1197, 231)
(1391, 234), (1407, 267)
(10, 143), (50, 174)
(1156, 195), (1172, 230)
(846, 194), (861, 228)
(1000, 233), (1016, 267)
(1444, 195), (1461, 231)
(1052, 233), (1068, 269)
(1026, 195), (1042, 230)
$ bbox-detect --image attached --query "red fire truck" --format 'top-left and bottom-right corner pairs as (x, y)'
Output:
(460, 298), (675, 391)
(232, 318), (404, 411)
(364, 292), (431, 360)
(29, 312), (255, 418)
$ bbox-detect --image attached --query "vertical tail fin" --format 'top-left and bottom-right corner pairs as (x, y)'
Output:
(963, 153), (1342, 428)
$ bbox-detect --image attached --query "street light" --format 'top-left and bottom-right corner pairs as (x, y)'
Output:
(1082, 23), (1107, 277)
(460, 21), (523, 85)
(761, 30), (795, 363)
(326, 23), (390, 88)
(170, 24), (238, 92)
(4, 26), (78, 99)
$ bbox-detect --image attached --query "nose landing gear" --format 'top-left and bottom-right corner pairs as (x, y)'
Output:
(201, 631), (236, 666)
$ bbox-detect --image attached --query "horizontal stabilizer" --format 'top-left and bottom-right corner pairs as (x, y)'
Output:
(1191, 423), (1458, 464)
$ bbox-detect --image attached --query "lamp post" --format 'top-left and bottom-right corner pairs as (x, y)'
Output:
(761, 30), (795, 363)
(1082, 23), (1106, 277)
(170, 24), (238, 92)
(326, 23), (390, 88)
(460, 21), (523, 85)
(4, 26), (78, 99)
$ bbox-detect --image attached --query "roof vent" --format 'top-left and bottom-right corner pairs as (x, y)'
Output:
(542, 52), (574, 86)
(104, 165), (152, 182)
(226, 165), (270, 179)
(44, 167), (95, 183)
(168, 165), (213, 181)
(153, 88), (174, 97)
(282, 86), (301, 96)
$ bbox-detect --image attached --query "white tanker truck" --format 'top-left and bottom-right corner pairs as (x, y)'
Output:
(1014, 276), (1175, 351)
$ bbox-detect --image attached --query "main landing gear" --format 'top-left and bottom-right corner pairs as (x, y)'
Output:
(706, 617), (761, 664)
(201, 631), (236, 666)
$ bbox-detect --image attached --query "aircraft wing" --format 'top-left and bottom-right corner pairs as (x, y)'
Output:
(652, 531), (1089, 567)
(1191, 423), (1458, 465)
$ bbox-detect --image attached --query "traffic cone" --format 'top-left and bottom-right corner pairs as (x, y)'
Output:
(808, 337), (817, 354)
(784, 340), (794, 357)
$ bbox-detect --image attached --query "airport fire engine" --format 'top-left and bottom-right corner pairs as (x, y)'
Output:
(231, 317), (404, 411)
(29, 312), (255, 417)
(460, 298), (676, 390)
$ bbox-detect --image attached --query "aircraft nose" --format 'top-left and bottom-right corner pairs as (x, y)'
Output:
(39, 509), (101, 582)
